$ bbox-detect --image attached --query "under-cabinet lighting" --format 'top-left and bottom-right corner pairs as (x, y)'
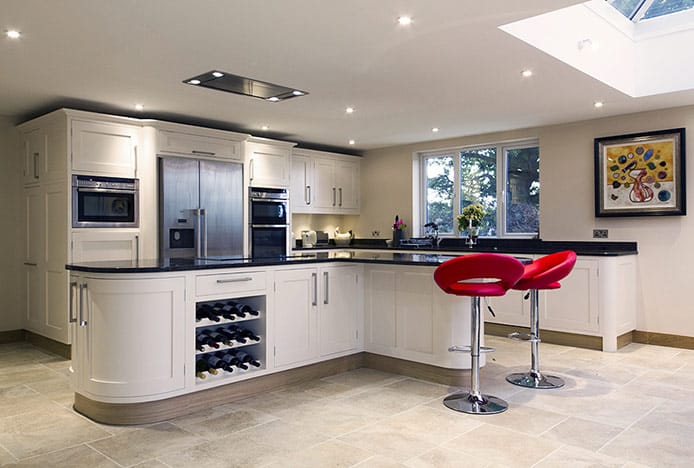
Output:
(134, 104), (144, 111)
(261, 125), (269, 131)
(349, 139), (356, 145)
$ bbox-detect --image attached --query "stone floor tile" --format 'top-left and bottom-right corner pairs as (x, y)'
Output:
(482, 403), (567, 435)
(542, 416), (624, 452)
(264, 440), (374, 468)
(171, 406), (277, 440)
(443, 423), (561, 468)
(376, 405), (483, 446)
(533, 444), (625, 467)
(87, 422), (203, 467)
(0, 405), (111, 460)
(403, 446), (491, 468)
(353, 455), (408, 467)
(600, 424), (694, 467)
(337, 424), (438, 463)
(9, 444), (118, 468)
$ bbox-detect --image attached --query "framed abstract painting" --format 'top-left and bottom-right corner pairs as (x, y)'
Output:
(594, 128), (686, 217)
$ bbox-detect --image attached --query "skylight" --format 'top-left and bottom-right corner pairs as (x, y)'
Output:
(607, 0), (694, 21)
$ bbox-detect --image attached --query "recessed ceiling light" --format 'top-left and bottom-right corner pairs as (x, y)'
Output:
(188, 79), (201, 85)
(348, 139), (356, 145)
(594, 101), (604, 108)
(432, 127), (440, 133)
(267, 96), (280, 102)
(398, 16), (413, 26)
(521, 69), (533, 78)
(261, 125), (269, 131)
(212, 71), (224, 78)
(134, 104), (144, 111)
(345, 107), (355, 114)
(6, 30), (21, 39)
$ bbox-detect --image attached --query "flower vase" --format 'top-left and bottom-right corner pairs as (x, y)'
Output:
(392, 229), (403, 247)
(466, 226), (479, 247)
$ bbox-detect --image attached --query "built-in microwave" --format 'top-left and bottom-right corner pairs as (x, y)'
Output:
(72, 175), (139, 228)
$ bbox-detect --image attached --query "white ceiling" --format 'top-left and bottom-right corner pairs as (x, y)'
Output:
(3, 0), (694, 152)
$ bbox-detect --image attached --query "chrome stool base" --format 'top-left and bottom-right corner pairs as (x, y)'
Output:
(443, 392), (508, 415)
(506, 372), (564, 389)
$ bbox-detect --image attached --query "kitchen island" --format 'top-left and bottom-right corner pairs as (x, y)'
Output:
(66, 248), (636, 424)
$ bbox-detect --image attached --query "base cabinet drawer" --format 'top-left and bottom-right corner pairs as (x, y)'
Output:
(196, 271), (267, 297)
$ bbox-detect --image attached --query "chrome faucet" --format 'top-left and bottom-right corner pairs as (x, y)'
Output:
(424, 222), (440, 248)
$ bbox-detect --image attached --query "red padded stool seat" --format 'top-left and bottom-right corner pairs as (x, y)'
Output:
(434, 253), (525, 415)
(506, 250), (577, 389)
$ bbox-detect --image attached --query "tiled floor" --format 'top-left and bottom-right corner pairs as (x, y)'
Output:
(1, 337), (694, 467)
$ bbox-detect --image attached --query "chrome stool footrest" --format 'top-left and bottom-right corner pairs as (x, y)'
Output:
(448, 345), (495, 353)
(508, 332), (540, 343)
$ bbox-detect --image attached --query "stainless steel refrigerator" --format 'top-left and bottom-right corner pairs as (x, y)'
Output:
(159, 157), (243, 259)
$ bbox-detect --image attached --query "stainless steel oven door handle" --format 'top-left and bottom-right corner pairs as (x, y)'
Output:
(250, 224), (289, 228)
(76, 187), (137, 194)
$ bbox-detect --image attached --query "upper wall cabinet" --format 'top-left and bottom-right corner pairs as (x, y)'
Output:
(72, 120), (140, 178)
(246, 137), (296, 188)
(291, 148), (360, 215)
(155, 123), (247, 161)
(21, 118), (68, 186)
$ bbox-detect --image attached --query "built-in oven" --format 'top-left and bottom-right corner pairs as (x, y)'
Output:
(72, 175), (139, 228)
(249, 187), (288, 258)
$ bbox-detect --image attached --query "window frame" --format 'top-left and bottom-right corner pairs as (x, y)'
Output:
(418, 139), (539, 238)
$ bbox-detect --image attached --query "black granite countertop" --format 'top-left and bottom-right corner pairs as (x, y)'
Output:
(65, 251), (533, 274)
(294, 238), (638, 257)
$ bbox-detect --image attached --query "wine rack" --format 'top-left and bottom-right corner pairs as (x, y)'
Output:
(194, 295), (266, 383)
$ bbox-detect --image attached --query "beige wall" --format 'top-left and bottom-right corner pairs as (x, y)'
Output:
(0, 117), (22, 331)
(357, 105), (694, 337)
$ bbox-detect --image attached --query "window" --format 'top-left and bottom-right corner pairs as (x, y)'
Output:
(421, 140), (539, 237)
(607, 0), (694, 21)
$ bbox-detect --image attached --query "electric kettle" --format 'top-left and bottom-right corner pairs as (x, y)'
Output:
(301, 230), (317, 248)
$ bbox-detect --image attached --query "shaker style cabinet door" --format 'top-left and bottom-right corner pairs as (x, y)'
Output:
(71, 120), (139, 177)
(318, 266), (360, 356)
(74, 276), (186, 398)
(273, 268), (318, 367)
(290, 153), (313, 212)
(247, 142), (290, 188)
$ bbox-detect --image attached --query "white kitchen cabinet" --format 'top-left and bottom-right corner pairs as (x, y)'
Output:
(71, 120), (140, 177)
(156, 125), (246, 161)
(485, 289), (529, 326)
(71, 275), (186, 399)
(311, 153), (360, 214)
(318, 265), (361, 356)
(363, 265), (471, 369)
(273, 268), (318, 367)
(290, 152), (312, 211)
(22, 182), (70, 344)
(71, 230), (141, 263)
(273, 265), (362, 367)
(246, 138), (295, 188)
(21, 128), (44, 185)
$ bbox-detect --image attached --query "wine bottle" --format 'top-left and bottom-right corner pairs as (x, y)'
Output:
(221, 352), (248, 370)
(196, 304), (221, 322)
(195, 357), (219, 378)
(206, 354), (232, 372)
(201, 330), (227, 346)
(237, 328), (261, 342)
(215, 327), (238, 344)
(228, 301), (247, 318)
(196, 332), (220, 350)
(234, 350), (262, 368)
(224, 325), (247, 343)
(239, 304), (260, 317)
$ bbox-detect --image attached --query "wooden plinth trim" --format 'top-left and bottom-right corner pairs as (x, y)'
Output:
(632, 330), (694, 350)
(363, 353), (466, 387)
(617, 331), (634, 349)
(74, 353), (365, 425)
(485, 322), (603, 351)
(0, 330), (25, 345)
(24, 331), (71, 359)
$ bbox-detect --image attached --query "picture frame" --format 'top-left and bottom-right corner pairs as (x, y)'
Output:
(594, 128), (686, 217)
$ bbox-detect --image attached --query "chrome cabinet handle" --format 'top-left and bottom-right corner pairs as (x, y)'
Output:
(192, 150), (216, 156)
(23, 262), (37, 266)
(135, 235), (140, 262)
(323, 271), (329, 305)
(249, 158), (255, 181)
(217, 277), (253, 284)
(339, 188), (343, 207)
(134, 145), (138, 177)
(79, 283), (88, 326)
(332, 187), (336, 206)
(305, 186), (311, 205)
(33, 152), (39, 179)
(69, 282), (78, 323)
(312, 272), (318, 306)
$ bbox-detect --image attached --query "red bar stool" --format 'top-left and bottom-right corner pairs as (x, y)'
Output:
(434, 253), (525, 415)
(506, 250), (577, 389)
